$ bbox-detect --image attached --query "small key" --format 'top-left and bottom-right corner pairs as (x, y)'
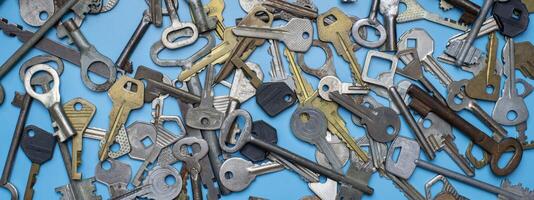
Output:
(112, 166), (182, 200)
(425, 175), (468, 200)
(290, 107), (344, 172)
(397, 0), (469, 31)
(23, 64), (77, 142)
(161, 0), (198, 49)
(318, 76), (369, 101)
(186, 65), (225, 130)
(21, 125), (56, 200)
(232, 18), (313, 52)
(219, 157), (285, 192)
(95, 159), (131, 198)
(99, 76), (144, 161)
(172, 137), (209, 200)
(464, 32), (502, 101)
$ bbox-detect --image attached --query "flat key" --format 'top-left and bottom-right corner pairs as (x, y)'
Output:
(397, 0), (469, 31)
(186, 65), (225, 130)
(291, 107), (344, 172)
(99, 76), (144, 161)
(464, 32), (501, 101)
(219, 158), (285, 192)
(21, 125), (56, 200)
(232, 18), (313, 52)
(95, 159), (131, 198)
(161, 0), (198, 49)
(318, 76), (368, 101)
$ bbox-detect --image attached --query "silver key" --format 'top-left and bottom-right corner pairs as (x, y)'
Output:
(318, 76), (369, 101)
(447, 17), (498, 43)
(112, 166), (182, 200)
(268, 40), (296, 91)
(425, 175), (468, 200)
(127, 121), (158, 161)
(397, 0), (468, 31)
(55, 178), (101, 200)
(418, 113), (475, 177)
(290, 107), (344, 172)
(85, 125), (131, 159)
(498, 179), (534, 200)
(379, 0), (400, 51)
(19, 0), (55, 26)
(23, 64), (76, 142)
(492, 38), (530, 125)
(309, 178), (337, 200)
(232, 18), (313, 52)
(352, 0), (386, 48)
(95, 159), (131, 198)
(219, 158), (284, 192)
(239, 0), (265, 13)
(186, 65), (225, 130)
(315, 132), (350, 171)
(161, 0), (198, 49)
(172, 137), (209, 200)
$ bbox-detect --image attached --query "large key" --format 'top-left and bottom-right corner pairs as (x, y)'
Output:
(397, 0), (469, 31)
(317, 8), (366, 87)
(232, 18), (313, 52)
(23, 64), (77, 142)
(290, 107), (344, 173)
(172, 137), (209, 200)
(21, 125), (56, 200)
(186, 65), (225, 130)
(161, 0), (198, 49)
(99, 76), (144, 161)
(220, 109), (374, 194)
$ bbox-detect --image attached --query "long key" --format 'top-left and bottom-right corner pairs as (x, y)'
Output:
(20, 125), (56, 200)
(284, 48), (369, 162)
(318, 76), (368, 101)
(172, 137), (209, 200)
(185, 65), (225, 130)
(219, 158), (285, 192)
(161, 0), (198, 49)
(262, 0), (319, 20)
(112, 166), (182, 200)
(220, 110), (374, 194)
(95, 159), (131, 198)
(115, 10), (152, 73)
(99, 76), (144, 161)
(397, 0), (468, 31)
(291, 107), (344, 172)
(317, 8), (366, 86)
(23, 64), (77, 142)
(418, 113), (475, 176)
(232, 18), (313, 52)
(63, 98), (96, 180)
(492, 38), (530, 125)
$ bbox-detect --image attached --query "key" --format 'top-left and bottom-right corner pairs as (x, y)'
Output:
(269, 153), (320, 183)
(115, 10), (152, 73)
(492, 0), (529, 37)
(315, 133), (350, 171)
(186, 0), (217, 33)
(149, 0), (163, 27)
(19, 0), (55, 26)
(499, 179), (534, 199)
(268, 40), (295, 90)
(134, 66), (200, 103)
(290, 107), (344, 172)
(0, 93), (32, 200)
(172, 137), (209, 200)
(20, 125), (56, 200)
(351, 0), (386, 48)
(296, 40), (337, 79)
(515, 41), (534, 79)
(407, 84), (522, 176)
(336, 155), (371, 200)
(262, 0), (319, 21)
(112, 166), (182, 200)
(379, 0), (400, 51)
(361, 50), (435, 159)
(418, 113), (475, 176)
(232, 18), (313, 52)
(63, 98), (96, 180)
(23, 64), (77, 142)
(84, 125), (130, 159)
(185, 65), (225, 130)
(239, 0), (264, 12)
(397, 0), (469, 31)
(425, 175), (468, 200)
(442, 0), (480, 24)
(446, 17), (498, 43)
(99, 76), (144, 161)
(151, 31), (216, 67)
(492, 38), (530, 126)
(318, 76), (368, 101)
(464, 32), (501, 101)
(55, 177), (101, 200)
(95, 159), (131, 198)
(240, 121), (279, 162)
(309, 178), (337, 200)
(284, 48), (369, 162)
(63, 18), (117, 91)
(385, 136), (523, 199)
(220, 109), (374, 194)
(220, 158), (285, 192)
(395, 48), (447, 105)
(205, 0), (226, 39)
(161, 0), (198, 49)
(317, 8), (367, 86)
(0, 0), (80, 100)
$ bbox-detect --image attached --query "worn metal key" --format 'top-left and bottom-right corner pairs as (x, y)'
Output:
(21, 125), (56, 200)
(186, 65), (225, 130)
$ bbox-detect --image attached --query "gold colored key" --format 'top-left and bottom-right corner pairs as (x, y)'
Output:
(317, 8), (366, 87)
(465, 32), (501, 101)
(63, 98), (96, 180)
(206, 0), (226, 39)
(284, 49), (369, 162)
(99, 76), (144, 161)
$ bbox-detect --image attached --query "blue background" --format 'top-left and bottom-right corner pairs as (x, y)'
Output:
(1, 0), (534, 199)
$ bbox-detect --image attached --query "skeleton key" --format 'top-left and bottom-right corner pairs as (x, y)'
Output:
(63, 98), (96, 180)
(232, 18), (313, 52)
(23, 64), (77, 142)
(284, 49), (369, 162)
(172, 137), (209, 200)
(318, 76), (369, 101)
(205, 0), (226, 39)
(465, 32), (502, 101)
(498, 179), (534, 200)
(291, 107), (344, 173)
(21, 125), (56, 200)
(161, 0), (198, 49)
(317, 8), (366, 87)
(397, 0), (469, 31)
(150, 31), (216, 68)
(185, 65), (225, 130)
(99, 76), (144, 161)
(95, 159), (131, 198)
(492, 37), (530, 126)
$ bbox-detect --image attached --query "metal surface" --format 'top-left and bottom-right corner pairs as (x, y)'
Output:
(351, 0), (386, 48)
(161, 0), (198, 49)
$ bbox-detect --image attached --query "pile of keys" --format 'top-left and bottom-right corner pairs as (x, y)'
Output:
(1, 0), (534, 199)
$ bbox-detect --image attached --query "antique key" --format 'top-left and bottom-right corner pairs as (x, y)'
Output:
(99, 76), (144, 161)
(172, 137), (209, 200)
(351, 0), (386, 48)
(21, 125), (56, 200)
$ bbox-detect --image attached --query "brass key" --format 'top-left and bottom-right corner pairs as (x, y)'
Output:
(284, 49), (368, 162)
(63, 98), (96, 180)
(465, 32), (501, 101)
(205, 0), (226, 39)
(317, 8), (366, 87)
(98, 76), (144, 161)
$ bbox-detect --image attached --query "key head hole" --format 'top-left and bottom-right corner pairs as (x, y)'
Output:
(110, 142), (121, 152)
(179, 144), (197, 157)
(299, 112), (311, 123)
(322, 84), (330, 92)
(165, 175), (176, 186)
(423, 119), (432, 129)
(407, 39), (417, 48)
(201, 117), (210, 125)
(323, 15), (337, 26)
(453, 94), (463, 105)
(39, 11), (49, 21)
(74, 102), (83, 111)
(27, 130), (36, 138)
(490, 138), (522, 176)
(391, 146), (401, 163)
(512, 9), (522, 20)
(254, 11), (270, 23)
(386, 126), (395, 134)
(486, 85), (495, 94)
(101, 160), (112, 171)
(142, 136), (154, 148)
(507, 111), (518, 120)
(87, 61), (110, 85)
(224, 171), (234, 179)
(123, 81), (139, 93)
(302, 32), (310, 39)
(284, 94), (292, 102)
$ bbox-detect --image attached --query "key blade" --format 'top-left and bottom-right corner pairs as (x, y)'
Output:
(23, 163), (40, 200)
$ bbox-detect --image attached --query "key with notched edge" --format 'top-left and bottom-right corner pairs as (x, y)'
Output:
(134, 66), (200, 104)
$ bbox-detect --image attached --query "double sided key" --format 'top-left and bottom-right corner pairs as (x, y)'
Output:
(99, 76), (144, 161)
(21, 125), (56, 200)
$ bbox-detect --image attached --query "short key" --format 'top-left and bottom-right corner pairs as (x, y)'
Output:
(23, 64), (77, 142)
(172, 137), (209, 200)
(99, 76), (144, 161)
(95, 159), (131, 198)
(21, 125), (56, 200)
(185, 65), (225, 130)
(161, 0), (198, 49)
(318, 76), (369, 101)
(290, 107), (344, 173)
(219, 158), (285, 192)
